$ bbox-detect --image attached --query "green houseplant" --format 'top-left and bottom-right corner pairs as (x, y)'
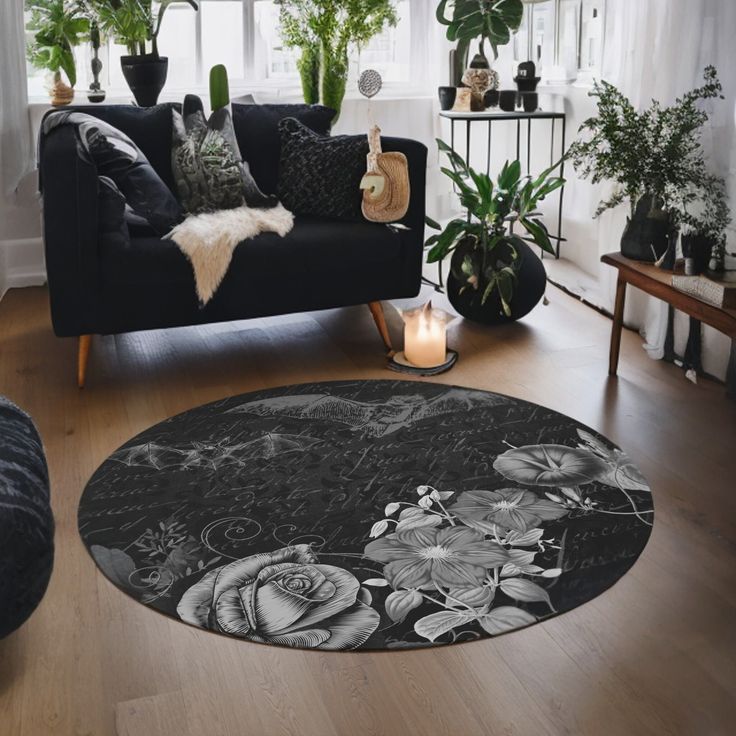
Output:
(87, 0), (198, 106)
(436, 0), (524, 86)
(425, 139), (564, 323)
(26, 0), (90, 105)
(278, 0), (398, 120)
(568, 66), (724, 265)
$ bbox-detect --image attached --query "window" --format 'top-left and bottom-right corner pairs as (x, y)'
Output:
(27, 0), (425, 99)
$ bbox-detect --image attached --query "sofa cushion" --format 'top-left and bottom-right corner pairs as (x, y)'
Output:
(278, 118), (368, 222)
(231, 103), (335, 195)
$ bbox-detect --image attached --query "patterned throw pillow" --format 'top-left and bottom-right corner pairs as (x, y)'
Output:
(172, 95), (277, 215)
(277, 117), (368, 222)
(42, 110), (184, 236)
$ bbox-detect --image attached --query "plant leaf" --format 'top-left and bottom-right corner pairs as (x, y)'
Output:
(414, 611), (476, 642)
(499, 578), (552, 608)
(385, 589), (423, 623)
(479, 606), (536, 635)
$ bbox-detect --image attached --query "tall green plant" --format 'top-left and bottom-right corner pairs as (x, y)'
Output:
(568, 66), (723, 219)
(436, 0), (524, 85)
(425, 140), (564, 315)
(26, 0), (90, 87)
(87, 0), (198, 56)
(278, 0), (398, 119)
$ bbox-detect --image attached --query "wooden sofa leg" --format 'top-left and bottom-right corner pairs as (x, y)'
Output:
(367, 301), (394, 357)
(78, 335), (91, 389)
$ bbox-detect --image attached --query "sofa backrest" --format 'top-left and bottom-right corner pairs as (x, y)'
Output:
(40, 101), (335, 197)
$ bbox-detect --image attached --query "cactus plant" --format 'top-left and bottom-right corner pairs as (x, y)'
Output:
(209, 64), (230, 112)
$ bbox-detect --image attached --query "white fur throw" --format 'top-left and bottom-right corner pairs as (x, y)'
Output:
(167, 203), (294, 305)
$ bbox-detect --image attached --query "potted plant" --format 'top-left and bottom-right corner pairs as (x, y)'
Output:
(436, 0), (523, 87)
(677, 174), (731, 274)
(278, 0), (398, 121)
(568, 66), (724, 265)
(425, 139), (564, 324)
(87, 0), (198, 107)
(26, 0), (90, 105)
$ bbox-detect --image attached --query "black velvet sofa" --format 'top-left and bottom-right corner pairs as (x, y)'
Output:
(38, 103), (427, 386)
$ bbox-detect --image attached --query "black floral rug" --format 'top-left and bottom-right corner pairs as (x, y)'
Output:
(78, 380), (654, 651)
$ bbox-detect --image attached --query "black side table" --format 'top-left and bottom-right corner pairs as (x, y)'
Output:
(439, 109), (567, 258)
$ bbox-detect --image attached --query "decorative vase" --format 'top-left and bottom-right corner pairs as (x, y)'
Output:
(620, 194), (671, 262)
(514, 61), (541, 93)
(521, 92), (538, 112)
(499, 90), (517, 112)
(447, 239), (547, 324)
(451, 87), (472, 112)
(438, 86), (457, 111)
(48, 72), (74, 106)
(484, 89), (499, 108)
(656, 229), (679, 270)
(87, 24), (105, 103)
(461, 51), (498, 112)
(121, 55), (168, 107)
(681, 233), (713, 275)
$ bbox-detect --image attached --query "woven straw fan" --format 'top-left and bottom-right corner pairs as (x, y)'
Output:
(359, 125), (410, 223)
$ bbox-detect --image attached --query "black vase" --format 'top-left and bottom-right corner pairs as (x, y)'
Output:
(438, 86), (457, 111)
(499, 90), (517, 112)
(447, 239), (547, 324)
(620, 194), (671, 262)
(121, 55), (168, 107)
(681, 233), (713, 274)
(484, 89), (499, 108)
(521, 92), (538, 112)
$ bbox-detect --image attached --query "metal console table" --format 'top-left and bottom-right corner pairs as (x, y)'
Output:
(439, 109), (567, 258)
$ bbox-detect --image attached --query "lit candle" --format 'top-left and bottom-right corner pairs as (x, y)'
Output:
(402, 301), (450, 368)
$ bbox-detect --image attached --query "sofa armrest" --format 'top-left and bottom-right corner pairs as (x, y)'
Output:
(40, 124), (100, 337)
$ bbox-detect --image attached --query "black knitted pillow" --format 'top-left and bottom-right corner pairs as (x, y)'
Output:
(0, 397), (54, 639)
(278, 117), (368, 222)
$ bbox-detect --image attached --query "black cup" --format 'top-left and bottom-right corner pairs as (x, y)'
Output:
(438, 86), (457, 111)
(483, 89), (499, 108)
(499, 90), (517, 112)
(522, 92), (538, 112)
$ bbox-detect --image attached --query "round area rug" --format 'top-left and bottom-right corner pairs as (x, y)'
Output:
(79, 380), (654, 651)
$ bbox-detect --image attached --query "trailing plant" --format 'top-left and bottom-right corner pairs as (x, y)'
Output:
(425, 139), (564, 316)
(568, 66), (724, 221)
(26, 0), (90, 87)
(277, 0), (398, 118)
(86, 0), (198, 57)
(436, 0), (524, 86)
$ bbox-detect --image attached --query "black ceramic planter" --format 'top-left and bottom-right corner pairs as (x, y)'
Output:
(438, 86), (457, 111)
(521, 92), (538, 112)
(620, 195), (671, 262)
(447, 240), (547, 324)
(484, 89), (499, 108)
(681, 233), (713, 274)
(121, 55), (168, 107)
(499, 90), (517, 112)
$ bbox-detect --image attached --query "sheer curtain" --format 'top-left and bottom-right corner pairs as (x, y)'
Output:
(0, 0), (34, 200)
(591, 0), (736, 379)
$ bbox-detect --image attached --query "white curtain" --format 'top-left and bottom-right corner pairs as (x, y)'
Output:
(0, 0), (34, 200)
(589, 0), (736, 378)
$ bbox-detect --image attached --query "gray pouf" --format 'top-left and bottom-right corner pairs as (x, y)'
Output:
(0, 396), (54, 638)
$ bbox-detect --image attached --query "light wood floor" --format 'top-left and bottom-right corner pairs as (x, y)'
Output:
(1, 284), (735, 736)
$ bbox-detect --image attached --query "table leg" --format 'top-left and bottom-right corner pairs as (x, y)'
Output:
(609, 276), (627, 376)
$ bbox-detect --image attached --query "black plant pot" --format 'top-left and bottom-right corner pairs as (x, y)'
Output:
(121, 55), (168, 107)
(499, 90), (517, 112)
(438, 86), (457, 111)
(484, 89), (499, 108)
(620, 194), (671, 262)
(681, 233), (713, 274)
(447, 239), (547, 325)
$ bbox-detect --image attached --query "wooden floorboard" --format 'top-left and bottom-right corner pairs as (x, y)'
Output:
(0, 284), (734, 736)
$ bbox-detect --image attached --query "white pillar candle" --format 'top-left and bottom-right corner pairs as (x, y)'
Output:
(402, 301), (449, 368)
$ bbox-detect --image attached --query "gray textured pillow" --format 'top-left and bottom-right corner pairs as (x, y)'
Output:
(172, 95), (276, 214)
